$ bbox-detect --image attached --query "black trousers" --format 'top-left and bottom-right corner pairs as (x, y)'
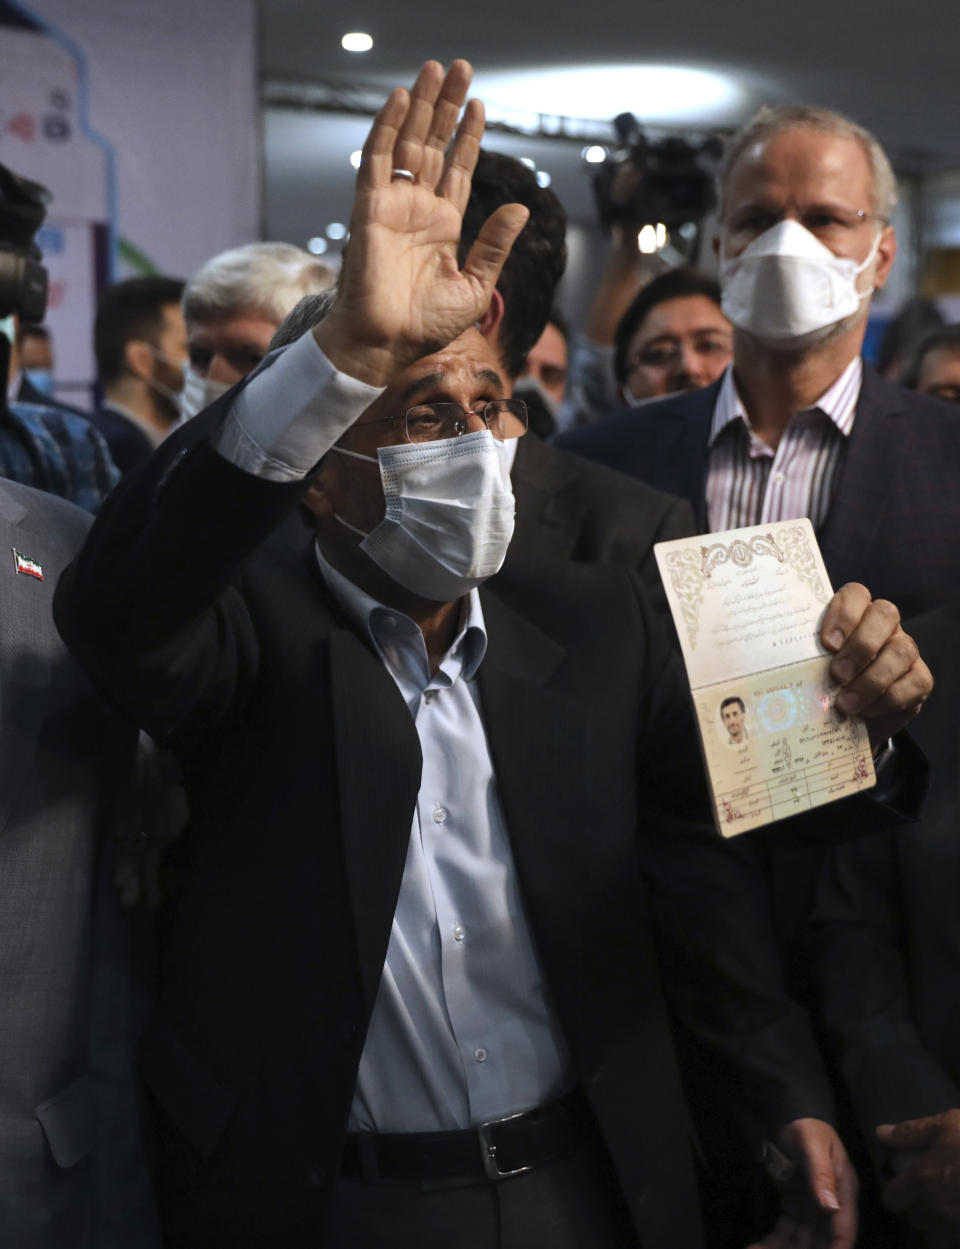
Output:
(320, 1133), (641, 1249)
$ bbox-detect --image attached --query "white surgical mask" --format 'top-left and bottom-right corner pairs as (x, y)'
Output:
(179, 362), (231, 421)
(139, 342), (186, 408)
(720, 219), (882, 346)
(332, 428), (515, 601)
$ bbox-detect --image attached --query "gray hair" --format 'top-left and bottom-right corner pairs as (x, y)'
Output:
(268, 290), (337, 351)
(718, 105), (898, 221)
(183, 242), (336, 328)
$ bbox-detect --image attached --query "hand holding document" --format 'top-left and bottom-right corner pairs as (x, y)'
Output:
(655, 519), (874, 835)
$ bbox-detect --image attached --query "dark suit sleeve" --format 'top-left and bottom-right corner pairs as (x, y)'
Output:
(629, 581), (837, 1137)
(53, 403), (310, 751)
(635, 492), (696, 618)
(809, 832), (960, 1150)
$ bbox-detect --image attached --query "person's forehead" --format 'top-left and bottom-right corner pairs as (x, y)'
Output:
(725, 127), (874, 210)
(187, 312), (278, 348)
(633, 295), (730, 345)
(527, 322), (567, 366)
(919, 345), (960, 383)
(360, 331), (505, 423)
(399, 331), (503, 388)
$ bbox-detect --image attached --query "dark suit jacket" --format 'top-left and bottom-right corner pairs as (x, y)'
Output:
(810, 604), (960, 1151)
(88, 405), (156, 475)
(0, 481), (157, 1248)
(557, 368), (960, 619)
(54, 407), (857, 1248)
(508, 434), (695, 612)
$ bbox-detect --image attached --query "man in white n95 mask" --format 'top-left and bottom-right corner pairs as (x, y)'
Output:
(558, 103), (960, 622)
(556, 101), (960, 1247)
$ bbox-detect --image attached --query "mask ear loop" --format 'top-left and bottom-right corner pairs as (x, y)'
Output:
(852, 226), (884, 301)
(330, 445), (379, 464)
(333, 512), (369, 538)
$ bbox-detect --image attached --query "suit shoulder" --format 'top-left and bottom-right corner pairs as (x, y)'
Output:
(0, 478), (92, 550)
(864, 372), (960, 431)
(540, 438), (687, 510)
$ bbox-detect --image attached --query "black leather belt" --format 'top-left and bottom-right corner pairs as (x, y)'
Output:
(341, 1089), (592, 1182)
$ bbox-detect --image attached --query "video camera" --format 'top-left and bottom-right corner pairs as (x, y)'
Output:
(586, 113), (723, 250)
(0, 162), (50, 321)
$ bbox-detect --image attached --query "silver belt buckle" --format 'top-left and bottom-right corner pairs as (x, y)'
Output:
(477, 1109), (534, 1181)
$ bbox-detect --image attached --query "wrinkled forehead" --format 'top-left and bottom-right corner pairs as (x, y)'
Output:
(376, 329), (506, 408)
(723, 126), (875, 214)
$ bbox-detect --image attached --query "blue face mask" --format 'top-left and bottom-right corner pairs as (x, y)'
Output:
(24, 368), (56, 397)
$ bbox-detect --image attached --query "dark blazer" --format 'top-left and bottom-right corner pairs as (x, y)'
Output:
(810, 603), (960, 1149)
(556, 368), (960, 619)
(88, 405), (156, 475)
(508, 434), (695, 612)
(0, 481), (157, 1248)
(54, 409), (855, 1248)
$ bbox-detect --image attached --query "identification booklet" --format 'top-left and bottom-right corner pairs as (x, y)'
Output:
(655, 518), (875, 836)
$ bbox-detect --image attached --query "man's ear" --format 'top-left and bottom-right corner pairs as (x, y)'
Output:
(303, 470), (334, 521)
(477, 288), (506, 344)
(124, 339), (154, 383)
(872, 224), (897, 292)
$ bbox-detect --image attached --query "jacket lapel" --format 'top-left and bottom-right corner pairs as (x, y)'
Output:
(476, 587), (593, 1035)
(0, 496), (59, 840)
(654, 383), (717, 529)
(509, 436), (581, 560)
(818, 367), (911, 578)
(326, 619), (423, 1009)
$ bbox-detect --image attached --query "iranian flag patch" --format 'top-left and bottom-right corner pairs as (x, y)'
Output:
(12, 549), (43, 580)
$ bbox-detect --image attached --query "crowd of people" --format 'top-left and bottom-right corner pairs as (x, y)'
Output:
(2, 56), (960, 1249)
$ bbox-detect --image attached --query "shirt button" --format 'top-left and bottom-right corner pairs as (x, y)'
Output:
(424, 689), (437, 704)
(474, 1048), (487, 1063)
(773, 472), (785, 484)
(453, 924), (466, 941)
(433, 805), (448, 824)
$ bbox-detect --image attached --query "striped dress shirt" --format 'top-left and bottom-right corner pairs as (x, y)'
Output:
(705, 357), (862, 532)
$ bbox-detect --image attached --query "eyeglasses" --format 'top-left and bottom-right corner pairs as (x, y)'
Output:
(359, 398), (529, 444)
(629, 337), (732, 373)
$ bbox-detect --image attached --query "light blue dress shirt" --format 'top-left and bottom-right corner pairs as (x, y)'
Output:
(316, 551), (572, 1134)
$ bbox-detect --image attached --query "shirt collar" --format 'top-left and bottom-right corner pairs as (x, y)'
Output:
(314, 542), (488, 690)
(708, 356), (863, 447)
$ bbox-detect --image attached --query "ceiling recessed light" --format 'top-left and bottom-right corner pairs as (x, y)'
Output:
(349, 150), (363, 169)
(307, 237), (328, 255)
(325, 222), (348, 240)
(476, 64), (743, 125)
(341, 32), (373, 53)
(536, 170), (552, 188)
